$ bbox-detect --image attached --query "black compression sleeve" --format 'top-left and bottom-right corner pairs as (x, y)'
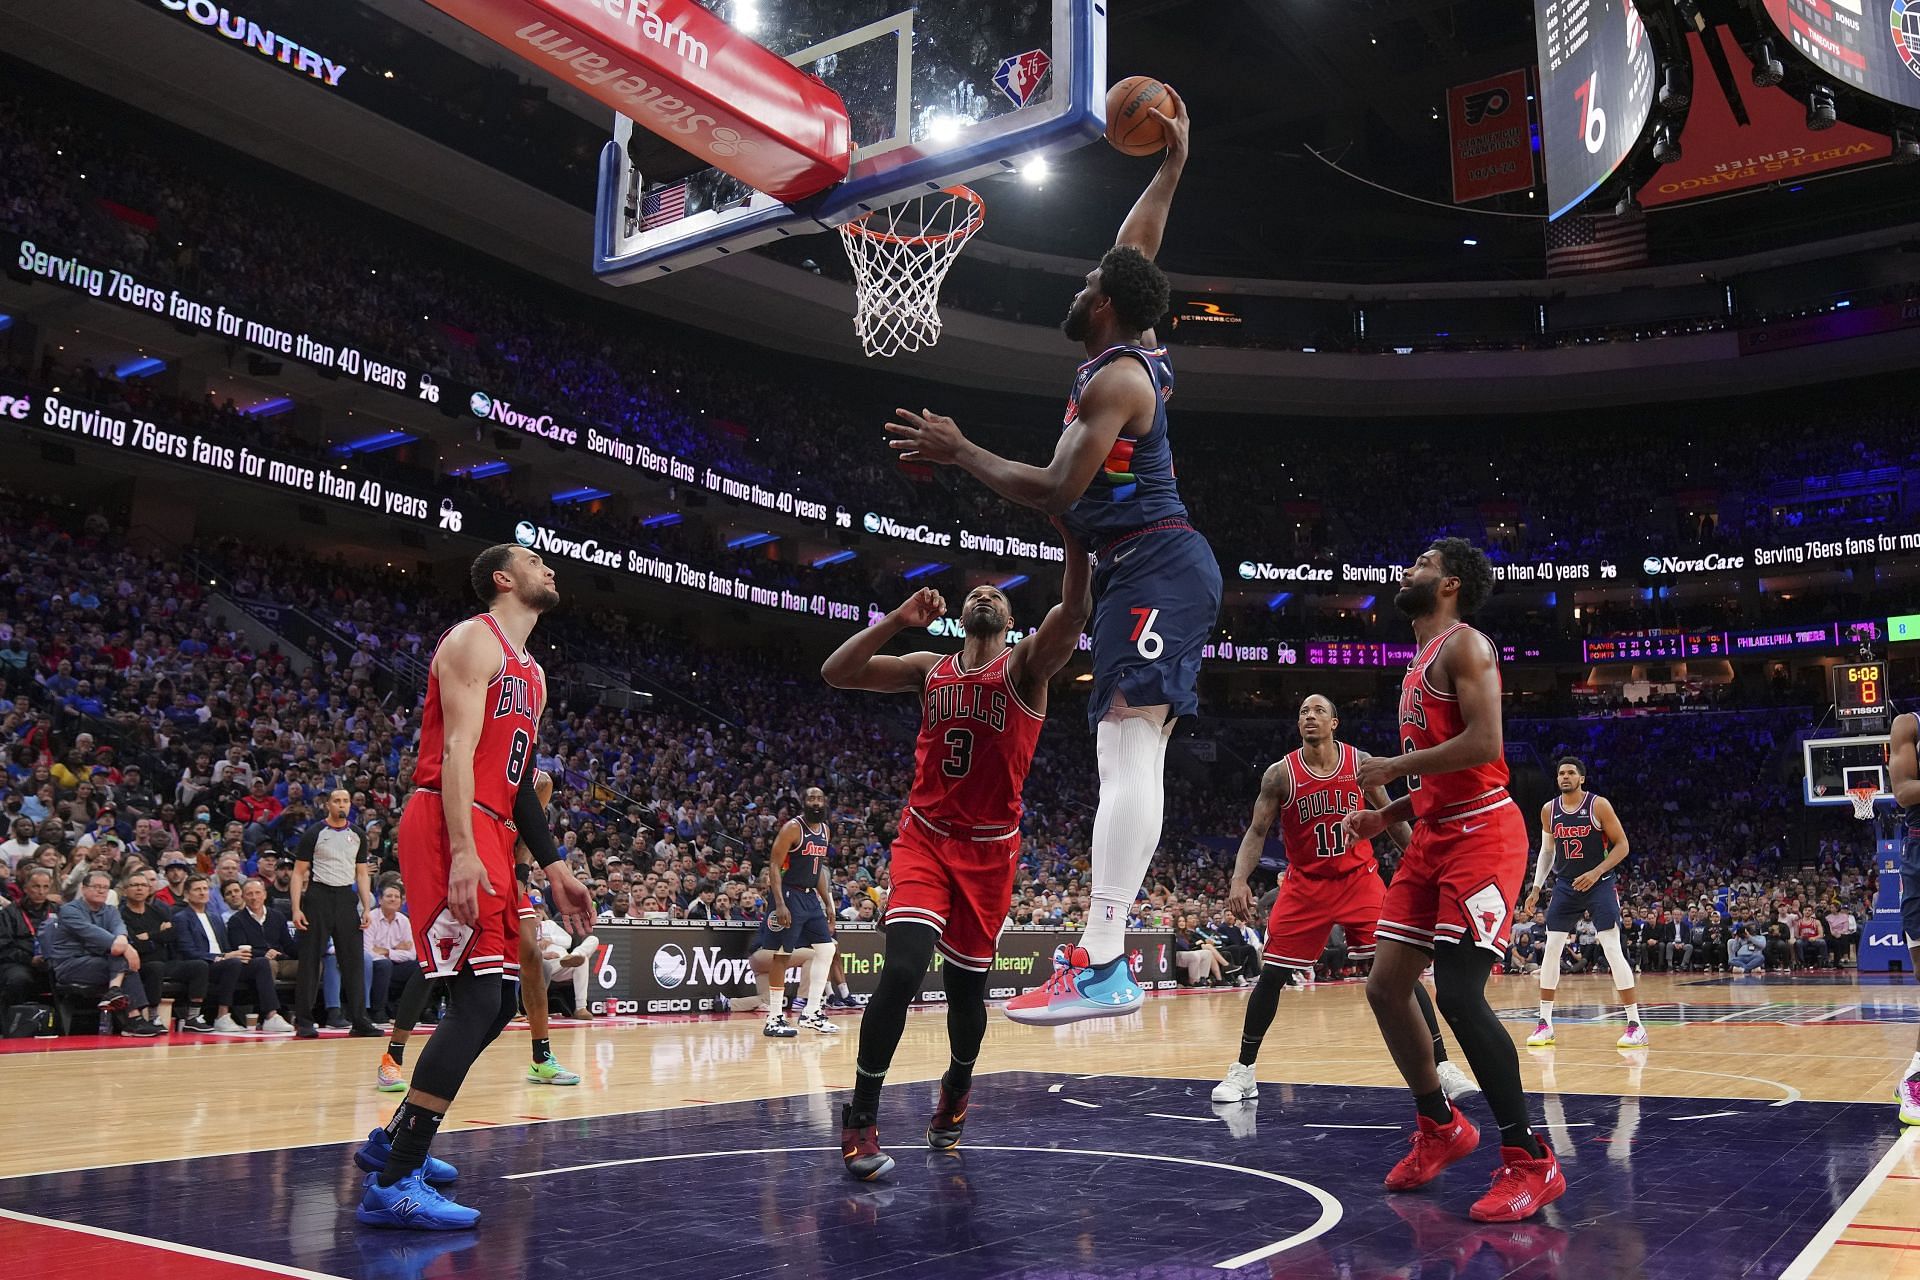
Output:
(514, 770), (563, 867)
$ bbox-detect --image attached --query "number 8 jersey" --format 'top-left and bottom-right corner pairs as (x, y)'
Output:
(413, 613), (546, 819)
(906, 648), (1044, 837)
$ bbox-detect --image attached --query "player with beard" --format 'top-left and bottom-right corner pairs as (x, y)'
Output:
(1341, 539), (1564, 1223)
(352, 544), (594, 1230)
(822, 523), (1091, 1180)
(883, 91), (1221, 1026)
(747, 787), (841, 1037)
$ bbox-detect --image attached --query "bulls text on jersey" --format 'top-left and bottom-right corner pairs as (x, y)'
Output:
(925, 681), (1009, 733)
(1296, 788), (1357, 825)
(492, 673), (535, 720)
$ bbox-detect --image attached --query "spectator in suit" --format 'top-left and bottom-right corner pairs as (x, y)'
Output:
(46, 870), (164, 1036)
(1626, 915), (1660, 973)
(1665, 909), (1695, 973)
(227, 877), (300, 986)
(118, 868), (210, 1031)
(173, 875), (289, 1033)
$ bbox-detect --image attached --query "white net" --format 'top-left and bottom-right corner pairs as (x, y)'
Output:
(1849, 788), (1878, 821)
(838, 186), (984, 358)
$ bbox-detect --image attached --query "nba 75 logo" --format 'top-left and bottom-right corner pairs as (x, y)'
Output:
(994, 50), (1053, 107)
(1461, 86), (1511, 126)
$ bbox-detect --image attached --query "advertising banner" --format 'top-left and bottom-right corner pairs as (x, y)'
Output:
(584, 923), (1177, 1016)
(1859, 840), (1910, 973)
(1641, 26), (1888, 207)
(1447, 69), (1538, 202)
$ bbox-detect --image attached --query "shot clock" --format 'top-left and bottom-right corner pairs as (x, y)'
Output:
(1832, 659), (1890, 734)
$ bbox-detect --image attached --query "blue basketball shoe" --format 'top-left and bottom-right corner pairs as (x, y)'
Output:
(1002, 945), (1143, 1025)
(355, 1170), (481, 1230)
(354, 1125), (459, 1186)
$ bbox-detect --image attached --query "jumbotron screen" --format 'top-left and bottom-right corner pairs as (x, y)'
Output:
(1534, 0), (1657, 218)
(1763, 0), (1920, 107)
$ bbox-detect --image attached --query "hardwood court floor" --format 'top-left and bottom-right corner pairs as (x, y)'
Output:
(2, 970), (1916, 1278)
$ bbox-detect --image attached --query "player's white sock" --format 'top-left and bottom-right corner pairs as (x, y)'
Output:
(804, 941), (835, 1011)
(755, 971), (776, 1017)
(835, 981), (851, 999)
(1539, 999), (1553, 1025)
(1906, 1050), (1920, 1080)
(1083, 712), (1172, 966)
(1623, 1002), (1641, 1025)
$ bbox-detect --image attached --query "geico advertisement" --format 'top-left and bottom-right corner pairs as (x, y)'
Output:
(585, 925), (1176, 1015)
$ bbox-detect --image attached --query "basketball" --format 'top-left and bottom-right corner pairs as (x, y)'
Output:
(1105, 76), (1173, 156)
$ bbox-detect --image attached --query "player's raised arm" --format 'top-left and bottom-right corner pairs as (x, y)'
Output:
(1012, 520), (1094, 701)
(1355, 755), (1412, 853)
(886, 358), (1152, 515)
(435, 621), (502, 926)
(821, 589), (948, 692)
(1892, 712), (1920, 808)
(1113, 86), (1189, 262)
(1228, 761), (1291, 920)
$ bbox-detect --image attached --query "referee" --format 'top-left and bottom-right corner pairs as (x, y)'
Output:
(291, 789), (381, 1039)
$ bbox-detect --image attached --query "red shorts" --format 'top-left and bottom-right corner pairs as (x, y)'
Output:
(399, 790), (521, 980)
(885, 810), (1019, 973)
(518, 889), (536, 921)
(1377, 801), (1528, 957)
(1263, 868), (1383, 970)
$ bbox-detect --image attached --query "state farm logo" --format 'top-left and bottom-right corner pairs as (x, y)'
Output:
(653, 943), (688, 989)
(707, 127), (755, 158)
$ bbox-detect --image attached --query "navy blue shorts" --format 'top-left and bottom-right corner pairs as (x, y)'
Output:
(1545, 878), (1620, 933)
(1902, 832), (1920, 947)
(754, 888), (833, 952)
(1086, 523), (1222, 731)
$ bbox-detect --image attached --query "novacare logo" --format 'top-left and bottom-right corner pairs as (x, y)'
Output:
(867, 514), (953, 547)
(469, 391), (493, 418)
(1240, 562), (1335, 582)
(470, 394), (578, 446)
(513, 521), (537, 547)
(1644, 553), (1746, 575)
(516, 523), (622, 569)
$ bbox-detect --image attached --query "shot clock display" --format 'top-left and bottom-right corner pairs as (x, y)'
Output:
(1832, 660), (1890, 733)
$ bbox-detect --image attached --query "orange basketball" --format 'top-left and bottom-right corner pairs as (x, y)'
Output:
(1105, 76), (1173, 156)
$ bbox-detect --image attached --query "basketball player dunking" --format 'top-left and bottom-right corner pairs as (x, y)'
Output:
(1340, 540), (1564, 1222)
(884, 91), (1221, 1025)
(1889, 710), (1920, 1126)
(1521, 757), (1646, 1050)
(1212, 694), (1477, 1106)
(821, 522), (1090, 1179)
(351, 545), (593, 1230)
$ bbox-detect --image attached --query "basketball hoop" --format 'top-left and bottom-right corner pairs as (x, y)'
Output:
(838, 186), (985, 358)
(1848, 786), (1879, 821)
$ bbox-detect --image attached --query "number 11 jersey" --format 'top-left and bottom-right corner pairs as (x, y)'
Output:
(907, 648), (1044, 838)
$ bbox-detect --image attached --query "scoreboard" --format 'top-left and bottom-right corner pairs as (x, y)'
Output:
(1832, 660), (1891, 734)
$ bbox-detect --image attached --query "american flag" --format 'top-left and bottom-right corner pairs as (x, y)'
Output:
(640, 181), (689, 231)
(1544, 210), (1649, 276)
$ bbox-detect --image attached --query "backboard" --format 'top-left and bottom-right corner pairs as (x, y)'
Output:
(1803, 733), (1893, 808)
(596, 0), (1106, 280)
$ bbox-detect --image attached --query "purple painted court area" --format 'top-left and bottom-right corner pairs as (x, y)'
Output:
(0, 1073), (1896, 1279)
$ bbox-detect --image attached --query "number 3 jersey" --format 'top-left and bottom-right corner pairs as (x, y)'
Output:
(906, 648), (1044, 838)
(413, 613), (546, 822)
(1274, 743), (1376, 879)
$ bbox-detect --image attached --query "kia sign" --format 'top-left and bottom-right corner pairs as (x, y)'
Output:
(586, 923), (1177, 1015)
(1535, 0), (1656, 218)
(1858, 841), (1910, 973)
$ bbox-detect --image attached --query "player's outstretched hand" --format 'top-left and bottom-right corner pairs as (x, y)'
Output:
(1152, 85), (1189, 165)
(1341, 807), (1387, 845)
(887, 408), (968, 464)
(894, 587), (947, 628)
(447, 849), (495, 927)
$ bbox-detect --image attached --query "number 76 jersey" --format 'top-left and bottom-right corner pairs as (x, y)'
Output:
(906, 648), (1045, 837)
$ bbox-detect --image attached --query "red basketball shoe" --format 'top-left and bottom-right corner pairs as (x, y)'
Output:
(926, 1082), (970, 1150)
(1384, 1104), (1480, 1191)
(1469, 1140), (1565, 1222)
(840, 1104), (895, 1182)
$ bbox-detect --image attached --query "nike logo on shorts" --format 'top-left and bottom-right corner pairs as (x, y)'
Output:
(1462, 823), (1485, 833)
(1114, 546), (1139, 563)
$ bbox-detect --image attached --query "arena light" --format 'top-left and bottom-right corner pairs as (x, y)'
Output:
(1267, 592), (1291, 610)
(449, 461), (510, 479)
(551, 486), (612, 505)
(997, 574), (1029, 590)
(1752, 39), (1784, 89)
(332, 430), (415, 456)
(1021, 155), (1049, 185)
(0, 315), (12, 332)
(726, 532), (779, 549)
(733, 0), (760, 34)
(927, 112), (965, 144)
(114, 357), (166, 379)
(1807, 85), (1838, 132)
(1896, 127), (1920, 164)
(242, 397), (294, 418)
(813, 550), (857, 568)
(1359, 596), (1377, 609)
(640, 512), (683, 528)
(903, 562), (948, 580)
(1651, 122), (1682, 166)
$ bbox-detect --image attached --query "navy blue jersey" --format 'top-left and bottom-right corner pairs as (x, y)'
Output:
(1549, 793), (1611, 883)
(1059, 345), (1191, 545)
(780, 820), (831, 891)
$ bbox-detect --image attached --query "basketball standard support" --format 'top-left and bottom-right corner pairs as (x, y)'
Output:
(413, 0), (851, 204)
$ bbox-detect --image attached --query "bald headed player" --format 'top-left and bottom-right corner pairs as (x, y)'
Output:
(884, 90), (1221, 1026)
(823, 523), (1091, 1180)
(1891, 709), (1920, 1126)
(1214, 695), (1476, 1105)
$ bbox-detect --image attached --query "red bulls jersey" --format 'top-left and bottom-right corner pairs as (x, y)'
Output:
(1274, 743), (1375, 879)
(413, 613), (545, 820)
(1396, 621), (1510, 822)
(907, 648), (1044, 835)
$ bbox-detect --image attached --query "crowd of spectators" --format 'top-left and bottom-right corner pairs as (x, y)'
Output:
(7, 73), (1920, 612)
